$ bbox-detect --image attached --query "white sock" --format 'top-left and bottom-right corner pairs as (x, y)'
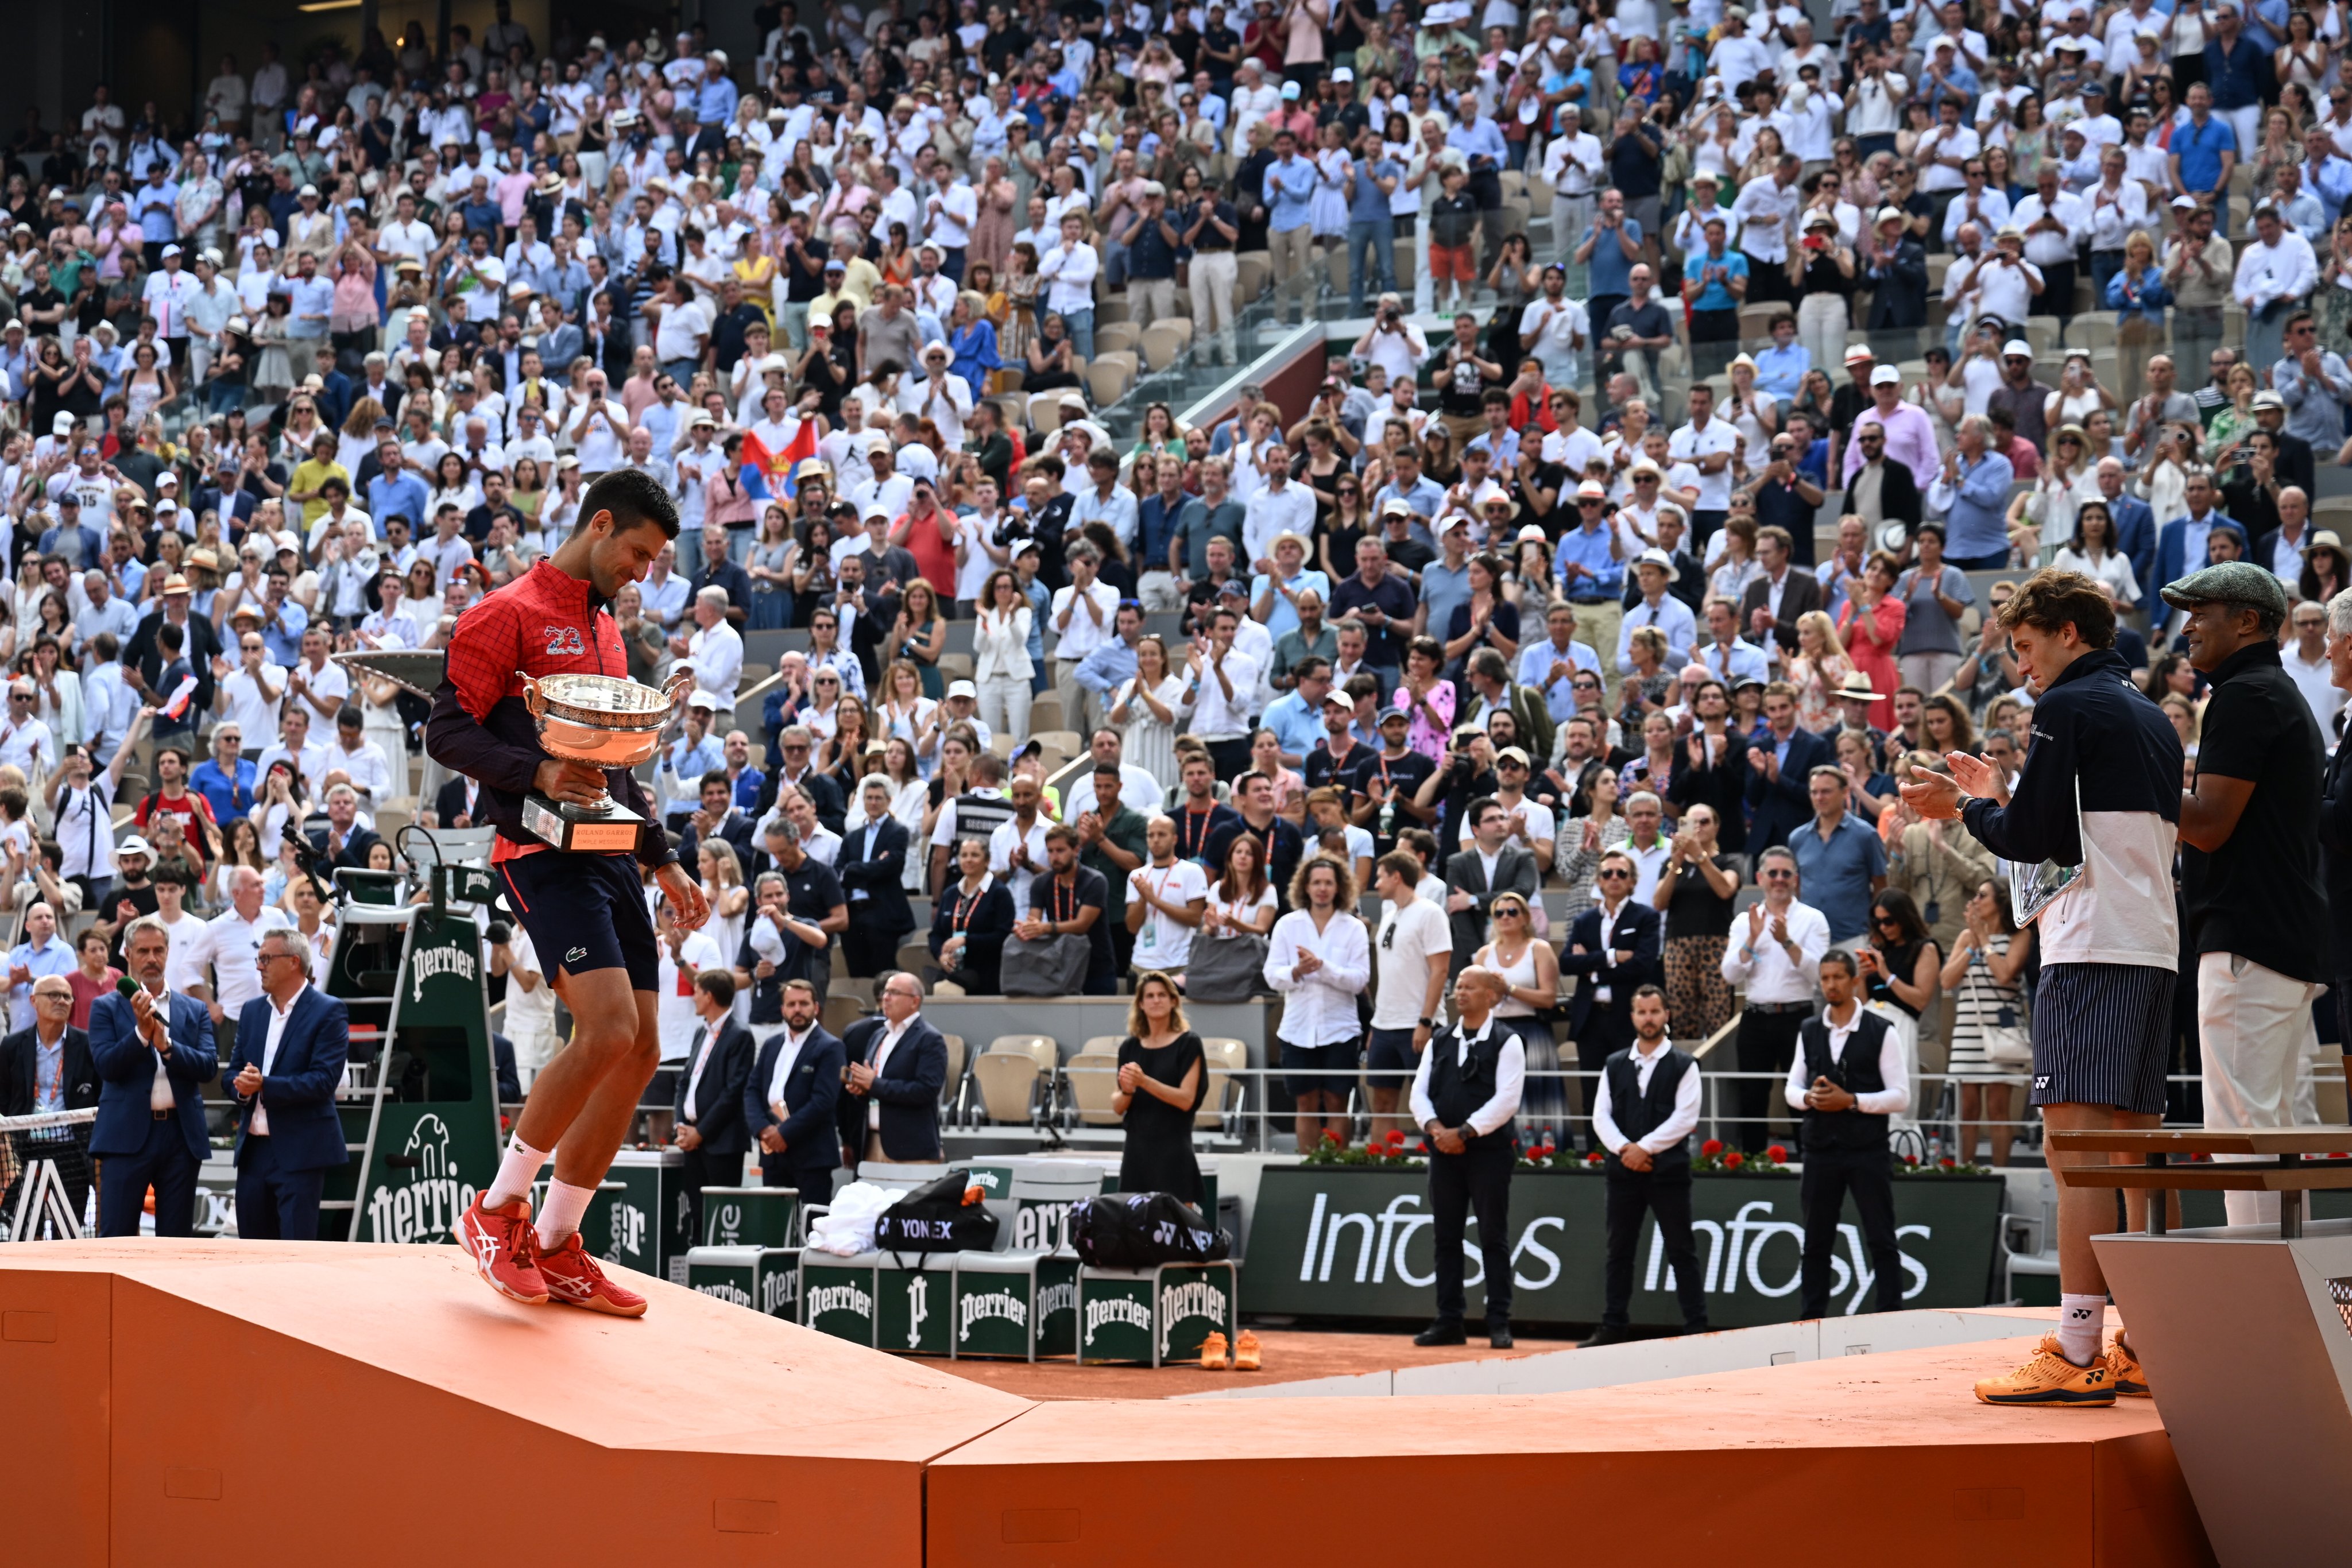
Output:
(2058, 1294), (2105, 1368)
(483, 1136), (549, 1211)
(536, 1179), (598, 1249)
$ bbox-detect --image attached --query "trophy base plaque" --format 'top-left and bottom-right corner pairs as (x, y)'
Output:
(521, 794), (646, 854)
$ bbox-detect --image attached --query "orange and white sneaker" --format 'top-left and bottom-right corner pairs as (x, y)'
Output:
(1198, 1330), (1229, 1369)
(1974, 1334), (2117, 1407)
(458, 1195), (547, 1305)
(536, 1232), (648, 1318)
(2107, 1333), (2150, 1397)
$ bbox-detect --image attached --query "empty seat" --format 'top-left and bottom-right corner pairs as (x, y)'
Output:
(1138, 321), (1190, 371)
(937, 651), (974, 683)
(1028, 391), (1069, 432)
(820, 993), (865, 1040)
(1235, 251), (1272, 301)
(1196, 1037), (1249, 1131)
(1065, 1051), (1123, 1126)
(939, 1032), (969, 1124)
(1027, 693), (1065, 733)
(1087, 358), (1132, 408)
(1095, 293), (1131, 325)
(986, 1034), (1061, 1074)
(1093, 320), (1141, 355)
(1028, 729), (1082, 768)
(973, 1053), (1045, 1125)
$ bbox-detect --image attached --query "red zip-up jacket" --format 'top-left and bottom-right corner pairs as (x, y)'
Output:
(424, 558), (678, 870)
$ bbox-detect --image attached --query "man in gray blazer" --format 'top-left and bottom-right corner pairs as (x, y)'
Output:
(1442, 796), (1540, 973)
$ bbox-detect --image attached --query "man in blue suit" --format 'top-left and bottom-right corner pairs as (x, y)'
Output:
(2154, 473), (2249, 594)
(225, 928), (351, 1240)
(1743, 682), (1835, 850)
(743, 977), (844, 1205)
(672, 969), (756, 1244)
(1560, 850), (1665, 1070)
(835, 970), (946, 1166)
(88, 916), (217, 1237)
(835, 776), (916, 978)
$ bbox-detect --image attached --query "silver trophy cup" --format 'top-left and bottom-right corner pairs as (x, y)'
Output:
(517, 668), (695, 852)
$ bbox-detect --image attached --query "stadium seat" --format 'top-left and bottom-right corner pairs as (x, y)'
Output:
(1498, 169), (1525, 199)
(987, 1033), (1061, 1072)
(1093, 320), (1140, 356)
(1096, 293), (1131, 324)
(1065, 1050), (1123, 1126)
(1235, 251), (1272, 301)
(1028, 391), (1069, 432)
(937, 652), (973, 684)
(821, 993), (866, 1039)
(993, 366), (1025, 393)
(973, 1052), (1045, 1125)
(940, 1032), (969, 1124)
(1028, 729), (1082, 768)
(2072, 315), (2117, 350)
(1525, 180), (1554, 216)
(834, 976), (876, 1007)
(1196, 1037), (1249, 1132)
(1086, 358), (1133, 408)
(1736, 301), (1781, 341)
(988, 732), (1016, 758)
(2023, 318), (2060, 355)
(1027, 692), (1064, 733)
(897, 939), (934, 978)
(1139, 322), (1190, 371)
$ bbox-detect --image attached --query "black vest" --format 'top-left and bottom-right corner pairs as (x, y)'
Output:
(1428, 1019), (1517, 1149)
(1604, 1045), (1695, 1174)
(1799, 1009), (1892, 1153)
(951, 789), (1018, 846)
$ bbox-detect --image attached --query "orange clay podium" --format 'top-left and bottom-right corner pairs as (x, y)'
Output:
(3, 1241), (2213, 1568)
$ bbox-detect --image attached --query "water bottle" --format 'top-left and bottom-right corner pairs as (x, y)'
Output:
(1928, 1133), (1945, 1165)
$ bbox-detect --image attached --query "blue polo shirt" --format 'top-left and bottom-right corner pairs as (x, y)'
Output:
(1789, 812), (1889, 940)
(1584, 217), (1646, 298)
(2173, 114), (2237, 196)
(1688, 249), (1747, 311)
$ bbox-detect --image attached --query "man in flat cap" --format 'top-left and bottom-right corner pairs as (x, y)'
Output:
(2167, 560), (2330, 1225)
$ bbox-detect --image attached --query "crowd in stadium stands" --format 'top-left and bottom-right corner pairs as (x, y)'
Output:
(0, 0), (2350, 1175)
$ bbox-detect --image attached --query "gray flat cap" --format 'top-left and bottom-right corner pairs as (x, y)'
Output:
(2159, 560), (2289, 618)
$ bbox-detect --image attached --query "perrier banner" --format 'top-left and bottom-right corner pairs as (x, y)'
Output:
(1240, 1166), (2006, 1327)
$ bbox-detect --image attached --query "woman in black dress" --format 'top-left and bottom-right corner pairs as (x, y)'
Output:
(1112, 970), (1205, 1203)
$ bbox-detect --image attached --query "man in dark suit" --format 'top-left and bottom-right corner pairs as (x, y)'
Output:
(307, 782), (383, 871)
(0, 976), (100, 1235)
(672, 970), (757, 1245)
(1842, 419), (1922, 532)
(743, 976), (845, 1205)
(676, 771), (757, 866)
(88, 916), (218, 1237)
(835, 776), (916, 977)
(433, 773), (482, 829)
(1442, 796), (1540, 974)
(1559, 849), (1664, 1067)
(2153, 473), (2248, 590)
(836, 970), (947, 1166)
(1738, 525), (1825, 657)
(1582, 983), (1708, 1346)
(1743, 682), (1835, 850)
(225, 929), (351, 1240)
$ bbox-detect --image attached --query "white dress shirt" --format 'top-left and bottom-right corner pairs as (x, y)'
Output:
(1783, 1001), (1912, 1114)
(249, 982), (309, 1135)
(1718, 897), (1831, 1004)
(1266, 908), (1372, 1047)
(1407, 1013), (1527, 1136)
(1186, 645), (1259, 739)
(1592, 1036), (1703, 1154)
(868, 1011), (923, 1128)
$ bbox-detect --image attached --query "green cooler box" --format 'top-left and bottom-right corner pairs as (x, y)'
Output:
(604, 1149), (695, 1283)
(803, 1250), (957, 1354)
(949, 1249), (1079, 1360)
(698, 1186), (801, 1248)
(684, 1246), (803, 1320)
(1077, 1261), (1240, 1366)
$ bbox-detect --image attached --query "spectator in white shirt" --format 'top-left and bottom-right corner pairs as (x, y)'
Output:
(678, 586), (745, 710)
(1719, 846), (1832, 1150)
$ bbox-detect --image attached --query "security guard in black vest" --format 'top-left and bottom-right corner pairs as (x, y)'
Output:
(1582, 984), (1708, 1346)
(1409, 965), (1525, 1349)
(1789, 950), (1910, 1319)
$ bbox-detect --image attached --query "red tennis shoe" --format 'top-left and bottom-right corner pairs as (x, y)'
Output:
(536, 1232), (648, 1318)
(458, 1195), (548, 1306)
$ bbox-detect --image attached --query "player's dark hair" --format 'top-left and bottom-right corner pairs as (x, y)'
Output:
(574, 466), (680, 541)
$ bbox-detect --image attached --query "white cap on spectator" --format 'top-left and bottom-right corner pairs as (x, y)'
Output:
(160, 243), (180, 258)
(299, 183), (318, 198)
(895, 443), (939, 480)
(1870, 364), (1901, 385)
(686, 691), (719, 711)
(1332, 67), (1354, 82)
(2003, 339), (2032, 357)
(946, 679), (978, 700)
(117, 835), (155, 861)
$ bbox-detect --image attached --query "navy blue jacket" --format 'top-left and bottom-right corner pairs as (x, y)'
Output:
(674, 1015), (757, 1156)
(1561, 900), (1663, 1039)
(2321, 725), (2352, 975)
(227, 988), (354, 1172)
(1743, 724), (1835, 851)
(835, 1015), (947, 1162)
(1960, 648), (2181, 866)
(2154, 513), (2248, 595)
(743, 1024), (846, 1182)
(87, 989), (216, 1164)
(835, 814), (916, 936)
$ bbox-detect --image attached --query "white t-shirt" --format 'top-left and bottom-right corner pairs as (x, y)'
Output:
(654, 296), (715, 363)
(656, 930), (725, 1062)
(220, 663), (288, 750)
(1371, 895), (1454, 1029)
(1204, 878), (1276, 933)
(1129, 858), (1209, 971)
(1668, 417), (1741, 509)
(504, 926), (558, 1034)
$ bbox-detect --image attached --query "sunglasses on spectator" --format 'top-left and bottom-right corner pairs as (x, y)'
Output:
(1596, 868), (1633, 881)
(1761, 868), (1794, 881)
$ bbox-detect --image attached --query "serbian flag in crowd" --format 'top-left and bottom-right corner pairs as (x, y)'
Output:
(161, 674), (200, 722)
(740, 417), (820, 500)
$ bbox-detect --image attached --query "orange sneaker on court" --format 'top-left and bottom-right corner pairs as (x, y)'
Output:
(458, 1195), (547, 1305)
(2107, 1334), (2150, 1397)
(536, 1232), (648, 1317)
(1973, 1334), (2116, 1407)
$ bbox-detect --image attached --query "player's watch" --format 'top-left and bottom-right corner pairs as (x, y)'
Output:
(1417, 1017), (1435, 1029)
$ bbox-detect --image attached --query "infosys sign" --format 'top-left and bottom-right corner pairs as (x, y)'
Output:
(1240, 1168), (2005, 1328)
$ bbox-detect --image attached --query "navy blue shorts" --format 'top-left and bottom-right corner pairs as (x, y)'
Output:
(498, 850), (660, 993)
(1282, 1040), (1360, 1099)
(1366, 1027), (1421, 1090)
(2030, 962), (2175, 1116)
